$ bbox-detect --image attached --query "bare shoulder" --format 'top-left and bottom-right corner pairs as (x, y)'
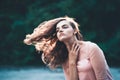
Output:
(78, 41), (103, 54)
(84, 41), (100, 49)
(85, 41), (104, 56)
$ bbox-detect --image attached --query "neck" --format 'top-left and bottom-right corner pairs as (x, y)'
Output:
(63, 36), (78, 52)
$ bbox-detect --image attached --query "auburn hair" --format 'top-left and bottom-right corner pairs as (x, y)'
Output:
(24, 16), (83, 68)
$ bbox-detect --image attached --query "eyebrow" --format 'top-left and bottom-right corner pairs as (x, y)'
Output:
(56, 24), (68, 29)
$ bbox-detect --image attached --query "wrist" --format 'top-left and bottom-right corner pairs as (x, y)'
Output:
(69, 60), (76, 65)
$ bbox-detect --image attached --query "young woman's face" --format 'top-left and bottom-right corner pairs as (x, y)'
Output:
(56, 20), (75, 42)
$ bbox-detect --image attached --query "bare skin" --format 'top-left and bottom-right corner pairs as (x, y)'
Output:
(24, 17), (113, 80)
(41, 20), (81, 80)
(69, 42), (80, 80)
(56, 20), (80, 80)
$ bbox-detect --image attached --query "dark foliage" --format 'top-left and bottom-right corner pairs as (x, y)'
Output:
(0, 0), (120, 67)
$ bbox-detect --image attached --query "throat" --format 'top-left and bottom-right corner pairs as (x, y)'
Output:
(64, 38), (78, 52)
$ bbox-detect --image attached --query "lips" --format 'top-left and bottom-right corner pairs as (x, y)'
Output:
(59, 33), (65, 36)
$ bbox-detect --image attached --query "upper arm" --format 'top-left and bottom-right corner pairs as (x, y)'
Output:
(89, 43), (108, 80)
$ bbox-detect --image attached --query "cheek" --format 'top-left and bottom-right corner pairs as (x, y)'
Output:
(56, 33), (59, 38)
(65, 32), (73, 38)
(56, 33), (62, 40)
(65, 29), (74, 36)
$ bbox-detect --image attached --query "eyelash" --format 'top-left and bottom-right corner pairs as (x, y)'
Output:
(63, 25), (68, 28)
(56, 25), (68, 32)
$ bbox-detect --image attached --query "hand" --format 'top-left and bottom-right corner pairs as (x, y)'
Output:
(68, 42), (80, 80)
(69, 42), (80, 64)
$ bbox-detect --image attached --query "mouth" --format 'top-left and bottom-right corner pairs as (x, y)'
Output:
(59, 33), (65, 36)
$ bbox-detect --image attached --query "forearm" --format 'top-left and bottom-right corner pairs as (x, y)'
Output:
(69, 61), (78, 80)
(68, 42), (80, 80)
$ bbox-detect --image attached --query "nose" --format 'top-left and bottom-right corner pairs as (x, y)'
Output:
(59, 28), (63, 33)
(59, 29), (63, 32)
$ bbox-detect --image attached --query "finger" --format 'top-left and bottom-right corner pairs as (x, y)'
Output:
(74, 43), (80, 55)
(76, 46), (80, 55)
(74, 43), (79, 52)
(72, 42), (77, 51)
(71, 43), (74, 51)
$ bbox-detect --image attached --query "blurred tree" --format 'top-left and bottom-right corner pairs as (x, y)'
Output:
(0, 0), (120, 67)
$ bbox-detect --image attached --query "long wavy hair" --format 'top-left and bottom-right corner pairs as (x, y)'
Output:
(24, 16), (83, 68)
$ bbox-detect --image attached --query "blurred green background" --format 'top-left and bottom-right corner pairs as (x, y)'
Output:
(0, 0), (120, 67)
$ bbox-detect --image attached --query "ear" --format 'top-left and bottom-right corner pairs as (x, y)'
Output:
(74, 29), (78, 34)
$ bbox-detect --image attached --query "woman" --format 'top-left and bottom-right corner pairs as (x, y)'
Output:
(24, 16), (113, 80)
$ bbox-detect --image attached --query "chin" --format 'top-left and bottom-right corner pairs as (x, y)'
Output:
(58, 37), (68, 42)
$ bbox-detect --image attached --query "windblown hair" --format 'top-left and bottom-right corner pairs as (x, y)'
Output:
(24, 16), (83, 68)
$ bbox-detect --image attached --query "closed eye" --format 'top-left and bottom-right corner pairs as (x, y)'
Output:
(62, 24), (68, 29)
(56, 24), (68, 32)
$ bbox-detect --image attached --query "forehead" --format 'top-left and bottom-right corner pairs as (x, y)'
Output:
(56, 20), (70, 28)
